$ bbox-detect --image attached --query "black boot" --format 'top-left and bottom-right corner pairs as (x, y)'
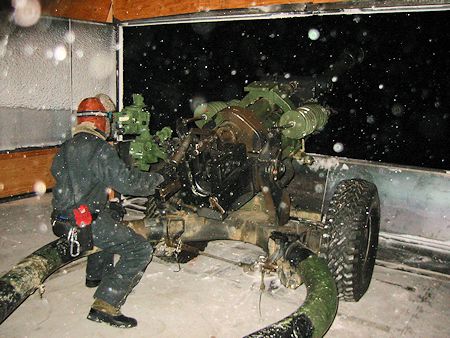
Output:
(87, 299), (137, 328)
(85, 279), (101, 288)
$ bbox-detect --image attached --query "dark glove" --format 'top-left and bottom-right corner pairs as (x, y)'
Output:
(152, 165), (181, 201)
(152, 172), (165, 186)
(145, 172), (165, 196)
(108, 201), (127, 221)
(155, 164), (177, 183)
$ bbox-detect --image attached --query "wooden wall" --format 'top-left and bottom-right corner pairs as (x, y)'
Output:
(41, 0), (113, 23)
(39, 0), (345, 23)
(0, 148), (57, 199)
(113, 0), (342, 22)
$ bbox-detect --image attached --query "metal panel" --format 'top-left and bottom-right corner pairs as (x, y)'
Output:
(71, 21), (116, 110)
(308, 154), (450, 241)
(0, 107), (71, 150)
(0, 16), (116, 150)
(0, 18), (71, 110)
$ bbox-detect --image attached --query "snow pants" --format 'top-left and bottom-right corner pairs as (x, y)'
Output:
(87, 210), (153, 308)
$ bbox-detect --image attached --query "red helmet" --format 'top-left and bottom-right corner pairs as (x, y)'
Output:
(76, 97), (108, 132)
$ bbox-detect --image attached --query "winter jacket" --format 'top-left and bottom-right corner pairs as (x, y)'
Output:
(51, 123), (163, 218)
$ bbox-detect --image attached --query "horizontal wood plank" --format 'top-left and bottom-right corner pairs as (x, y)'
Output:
(41, 0), (113, 23)
(0, 148), (58, 198)
(37, 0), (351, 23)
(114, 0), (306, 21)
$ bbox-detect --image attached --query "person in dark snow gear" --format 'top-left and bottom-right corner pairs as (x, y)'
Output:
(51, 96), (164, 328)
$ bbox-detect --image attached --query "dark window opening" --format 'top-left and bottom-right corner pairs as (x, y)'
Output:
(124, 11), (450, 170)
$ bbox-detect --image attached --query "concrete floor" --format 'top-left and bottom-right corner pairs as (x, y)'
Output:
(1, 194), (449, 338)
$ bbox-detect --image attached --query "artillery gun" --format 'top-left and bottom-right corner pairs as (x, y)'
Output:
(118, 80), (380, 335)
(155, 81), (329, 222)
(0, 78), (380, 337)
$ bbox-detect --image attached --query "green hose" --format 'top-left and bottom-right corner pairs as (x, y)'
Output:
(1, 237), (338, 337)
(245, 253), (338, 338)
(0, 239), (89, 323)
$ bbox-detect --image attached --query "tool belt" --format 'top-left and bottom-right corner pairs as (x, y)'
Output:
(51, 209), (95, 257)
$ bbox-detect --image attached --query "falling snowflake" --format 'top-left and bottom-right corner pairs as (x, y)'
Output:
(45, 49), (53, 59)
(33, 181), (46, 196)
(367, 115), (375, 124)
(391, 103), (404, 117)
(12, 0), (41, 27)
(54, 45), (67, 61)
(89, 54), (115, 79)
(75, 49), (84, 59)
(190, 96), (206, 112)
(308, 28), (320, 41)
(314, 184), (324, 193)
(279, 201), (288, 209)
(38, 223), (48, 233)
(64, 31), (76, 44)
(333, 142), (344, 153)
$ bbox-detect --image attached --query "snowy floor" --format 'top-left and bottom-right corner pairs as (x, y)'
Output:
(1, 194), (449, 338)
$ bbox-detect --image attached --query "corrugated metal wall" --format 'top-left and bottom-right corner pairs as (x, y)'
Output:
(290, 155), (450, 242)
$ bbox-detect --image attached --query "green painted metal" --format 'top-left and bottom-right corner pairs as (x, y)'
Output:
(155, 126), (172, 142)
(114, 94), (150, 135)
(246, 255), (338, 338)
(192, 82), (329, 157)
(279, 103), (330, 139)
(129, 128), (172, 171)
(0, 239), (87, 323)
(193, 101), (233, 128)
(298, 256), (338, 338)
(239, 81), (297, 113)
(125, 82), (329, 168)
(114, 94), (172, 171)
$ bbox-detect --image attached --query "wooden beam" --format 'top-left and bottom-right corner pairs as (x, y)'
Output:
(113, 0), (346, 22)
(0, 148), (58, 199)
(40, 0), (113, 23)
(36, 0), (347, 23)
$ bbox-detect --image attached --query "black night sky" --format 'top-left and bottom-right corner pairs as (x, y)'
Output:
(123, 11), (450, 170)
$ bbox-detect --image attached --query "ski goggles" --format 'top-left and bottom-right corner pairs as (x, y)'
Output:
(77, 111), (114, 120)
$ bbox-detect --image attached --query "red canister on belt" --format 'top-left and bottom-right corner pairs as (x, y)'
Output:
(73, 204), (93, 227)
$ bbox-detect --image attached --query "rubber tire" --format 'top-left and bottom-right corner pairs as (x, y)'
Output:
(320, 179), (380, 302)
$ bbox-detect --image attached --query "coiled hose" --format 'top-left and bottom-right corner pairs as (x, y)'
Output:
(245, 245), (338, 338)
